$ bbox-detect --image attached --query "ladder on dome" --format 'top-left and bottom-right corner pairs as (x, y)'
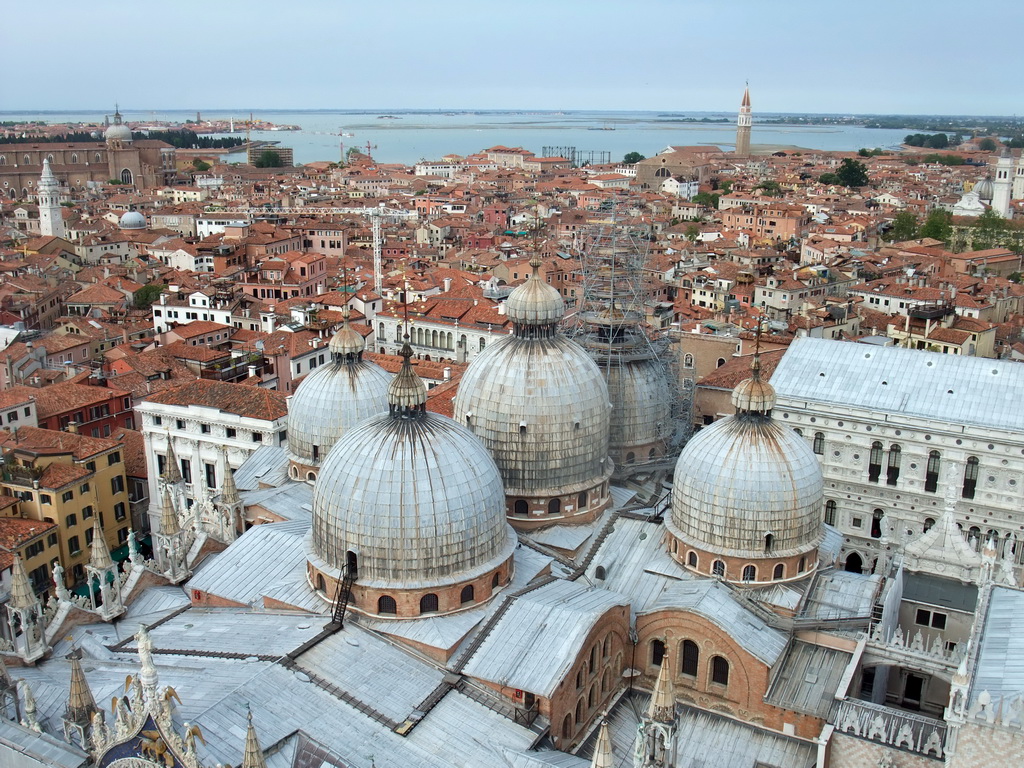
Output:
(329, 565), (357, 630)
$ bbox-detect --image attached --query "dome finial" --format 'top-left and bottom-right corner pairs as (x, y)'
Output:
(387, 333), (427, 415)
(328, 302), (364, 360)
(506, 255), (564, 333)
(731, 315), (775, 414)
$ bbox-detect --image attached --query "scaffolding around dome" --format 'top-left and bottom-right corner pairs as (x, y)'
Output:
(570, 211), (686, 478)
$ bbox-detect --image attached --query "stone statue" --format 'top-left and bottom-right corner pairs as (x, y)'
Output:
(128, 528), (140, 566)
(53, 563), (71, 603)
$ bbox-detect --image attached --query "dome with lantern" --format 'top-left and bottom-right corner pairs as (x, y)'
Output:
(453, 257), (613, 527)
(665, 354), (824, 584)
(104, 107), (133, 145)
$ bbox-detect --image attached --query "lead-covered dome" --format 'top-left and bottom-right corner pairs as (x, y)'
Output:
(454, 257), (612, 526)
(973, 176), (994, 202)
(287, 314), (391, 479)
(119, 210), (147, 230)
(666, 358), (823, 582)
(104, 108), (132, 144)
(309, 340), (515, 614)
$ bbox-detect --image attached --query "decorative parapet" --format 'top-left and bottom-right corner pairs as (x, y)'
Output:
(833, 698), (946, 759)
(865, 622), (964, 675)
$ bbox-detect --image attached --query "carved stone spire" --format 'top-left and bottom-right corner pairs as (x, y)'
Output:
(160, 487), (180, 535)
(647, 660), (676, 723)
(220, 447), (240, 507)
(88, 520), (114, 571)
(590, 718), (614, 768)
(162, 433), (182, 484)
(9, 555), (36, 610)
(242, 710), (268, 768)
(63, 650), (98, 745)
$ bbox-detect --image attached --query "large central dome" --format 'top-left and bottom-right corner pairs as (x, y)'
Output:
(308, 339), (515, 618)
(666, 357), (823, 584)
(453, 258), (613, 528)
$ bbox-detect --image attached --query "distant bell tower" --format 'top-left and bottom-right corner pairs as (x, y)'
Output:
(37, 158), (65, 240)
(735, 83), (752, 158)
(992, 146), (1013, 218)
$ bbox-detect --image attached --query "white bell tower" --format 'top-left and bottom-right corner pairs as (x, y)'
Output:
(37, 158), (65, 239)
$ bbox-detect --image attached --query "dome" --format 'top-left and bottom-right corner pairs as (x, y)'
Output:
(605, 356), (672, 465)
(973, 176), (994, 202)
(118, 210), (147, 230)
(287, 322), (391, 472)
(104, 107), (132, 144)
(504, 257), (565, 326)
(310, 344), (514, 590)
(667, 360), (823, 571)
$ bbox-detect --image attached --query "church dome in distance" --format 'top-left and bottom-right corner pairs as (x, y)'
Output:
(104, 107), (132, 144)
(504, 259), (565, 326)
(308, 339), (515, 617)
(287, 311), (391, 478)
(666, 355), (823, 583)
(973, 176), (994, 202)
(118, 210), (147, 230)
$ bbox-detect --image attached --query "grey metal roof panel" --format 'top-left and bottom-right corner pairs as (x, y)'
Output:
(972, 585), (1024, 705)
(243, 482), (315, 524)
(186, 520), (323, 612)
(765, 640), (853, 718)
(645, 580), (788, 666)
(802, 570), (880, 621)
(902, 572), (978, 613)
(772, 337), (1024, 433)
(233, 445), (290, 491)
(461, 580), (629, 697)
(0, 719), (88, 768)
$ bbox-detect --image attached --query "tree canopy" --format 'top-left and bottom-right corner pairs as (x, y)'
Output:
(623, 151), (646, 164)
(978, 138), (998, 152)
(836, 158), (870, 188)
(253, 149), (283, 168)
(133, 284), (163, 310)
(886, 211), (919, 242)
(918, 209), (952, 242)
(692, 192), (720, 209)
(904, 132), (949, 149)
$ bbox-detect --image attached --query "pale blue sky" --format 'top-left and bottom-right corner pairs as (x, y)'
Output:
(5, 0), (1021, 115)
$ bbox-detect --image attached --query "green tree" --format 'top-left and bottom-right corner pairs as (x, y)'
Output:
(719, 180), (733, 194)
(972, 208), (1007, 250)
(755, 180), (783, 197)
(253, 149), (283, 168)
(819, 172), (840, 185)
(623, 151), (646, 164)
(836, 158), (869, 188)
(692, 192), (720, 209)
(1008, 272), (1022, 284)
(918, 209), (952, 242)
(134, 284), (163, 310)
(978, 137), (998, 152)
(886, 211), (919, 242)
(684, 224), (701, 242)
(191, 158), (211, 172)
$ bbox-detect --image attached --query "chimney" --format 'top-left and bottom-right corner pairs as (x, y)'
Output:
(443, 366), (451, 382)
(66, 421), (79, 434)
(497, 302), (506, 316)
(443, 277), (452, 292)
(317, 284), (325, 295)
(247, 365), (257, 378)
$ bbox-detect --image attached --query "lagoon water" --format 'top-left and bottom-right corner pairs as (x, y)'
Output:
(1, 109), (912, 166)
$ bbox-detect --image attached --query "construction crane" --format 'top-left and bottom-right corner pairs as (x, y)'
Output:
(239, 204), (417, 294)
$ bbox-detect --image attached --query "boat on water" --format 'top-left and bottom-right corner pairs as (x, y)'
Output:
(341, 132), (355, 137)
(377, 115), (401, 120)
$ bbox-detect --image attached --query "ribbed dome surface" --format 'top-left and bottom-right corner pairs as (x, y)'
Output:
(668, 413), (823, 558)
(118, 210), (147, 230)
(287, 359), (391, 467)
(104, 124), (132, 143)
(505, 266), (565, 326)
(731, 376), (777, 413)
(454, 334), (611, 495)
(329, 322), (365, 357)
(311, 413), (515, 587)
(973, 177), (994, 201)
(605, 358), (672, 454)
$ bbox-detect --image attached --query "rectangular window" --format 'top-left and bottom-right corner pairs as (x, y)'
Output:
(85, 527), (94, 545)
(47, 532), (58, 547)
(205, 462), (216, 488)
(117, 527), (129, 544)
(252, 432), (263, 443)
(154, 416), (162, 426)
(40, 494), (52, 505)
(62, 491), (74, 503)
(114, 502), (126, 521)
(80, 483), (90, 494)
(111, 475), (124, 494)
(176, 419), (186, 430)
(915, 608), (947, 630)
(82, 506), (93, 519)
(68, 535), (80, 554)
(108, 451), (121, 466)
(180, 458), (192, 484)
(226, 428), (237, 439)
(201, 424), (210, 434)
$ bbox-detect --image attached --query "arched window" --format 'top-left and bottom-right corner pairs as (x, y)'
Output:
(479, 337), (486, 351)
(649, 448), (657, 460)
(23, 154), (31, 165)
(717, 357), (726, 367)
(626, 451), (635, 464)
(824, 500), (837, 526)
(655, 167), (671, 177)
(844, 552), (863, 574)
(548, 498), (561, 515)
(0, 155), (7, 165)
(378, 322), (385, 340)
(561, 714), (572, 740)
(711, 656), (730, 686)
(871, 509), (884, 539)
(514, 499), (529, 516)
(594, 565), (606, 580)
(346, 550), (358, 577)
(94, 152), (101, 162)
(868, 441), (883, 482)
(71, 153), (78, 163)
(712, 560), (725, 577)
(764, 533), (774, 553)
(798, 556), (806, 573)
(680, 640), (699, 677)
(315, 574), (325, 592)
(923, 517), (935, 533)
(492, 571), (501, 588)
(925, 450), (940, 492)
(46, 154), (54, 163)
(577, 491), (588, 509)
(963, 456), (979, 499)
(602, 668), (610, 694)
(588, 685), (596, 708)
(602, 635), (611, 659)
(120, 168), (133, 185)
(419, 593), (439, 614)
(575, 699), (584, 724)
(460, 584), (474, 604)
(742, 564), (756, 582)
(306, 471), (316, 482)
(886, 444), (901, 485)
(687, 551), (698, 568)
(773, 563), (785, 580)
(378, 595), (397, 615)
(576, 668), (584, 690)
(683, 353), (694, 367)
(813, 432), (824, 454)
(651, 639), (666, 667)
(794, 427), (803, 436)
